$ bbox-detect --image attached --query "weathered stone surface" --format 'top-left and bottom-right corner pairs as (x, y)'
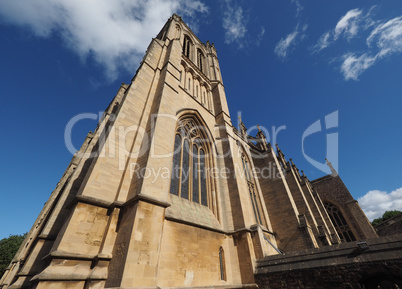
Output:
(375, 213), (402, 237)
(256, 235), (402, 289)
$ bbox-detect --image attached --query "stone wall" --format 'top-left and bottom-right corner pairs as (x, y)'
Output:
(256, 261), (402, 289)
(375, 213), (402, 237)
(255, 234), (402, 289)
(311, 175), (378, 240)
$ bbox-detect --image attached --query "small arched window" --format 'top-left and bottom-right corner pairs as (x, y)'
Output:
(207, 91), (212, 111)
(170, 118), (210, 206)
(324, 202), (356, 242)
(241, 154), (263, 225)
(182, 35), (192, 58)
(197, 49), (204, 72)
(219, 247), (226, 281)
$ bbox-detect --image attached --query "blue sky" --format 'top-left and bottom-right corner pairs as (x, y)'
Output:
(1, 0), (401, 239)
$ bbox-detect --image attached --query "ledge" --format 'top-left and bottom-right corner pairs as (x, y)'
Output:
(105, 283), (257, 289)
(67, 195), (124, 210)
(124, 194), (171, 208)
(256, 234), (402, 274)
(37, 234), (57, 241)
(42, 251), (112, 262)
(68, 194), (169, 212)
(165, 213), (273, 237)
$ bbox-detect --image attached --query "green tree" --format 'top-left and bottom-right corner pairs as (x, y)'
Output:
(371, 210), (401, 227)
(0, 233), (27, 277)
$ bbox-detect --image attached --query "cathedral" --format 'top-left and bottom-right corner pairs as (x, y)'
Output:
(1, 14), (401, 289)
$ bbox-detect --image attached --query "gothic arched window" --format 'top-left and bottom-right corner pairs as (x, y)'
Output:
(197, 49), (204, 72)
(219, 247), (226, 281)
(241, 154), (263, 225)
(182, 35), (192, 58)
(170, 118), (210, 206)
(324, 202), (356, 242)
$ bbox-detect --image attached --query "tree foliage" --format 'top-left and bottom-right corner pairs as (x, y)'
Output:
(372, 210), (402, 227)
(0, 233), (27, 277)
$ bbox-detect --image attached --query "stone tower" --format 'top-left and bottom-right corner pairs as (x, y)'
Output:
(1, 14), (381, 289)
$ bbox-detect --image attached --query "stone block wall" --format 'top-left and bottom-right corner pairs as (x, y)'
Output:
(311, 175), (377, 240)
(375, 213), (402, 237)
(255, 235), (402, 289)
(256, 261), (402, 289)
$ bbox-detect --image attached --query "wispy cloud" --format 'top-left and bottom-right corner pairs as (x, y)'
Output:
(290, 0), (303, 18)
(334, 8), (363, 40)
(313, 7), (373, 53)
(313, 31), (331, 52)
(341, 16), (402, 80)
(256, 26), (266, 46)
(340, 53), (377, 80)
(367, 16), (402, 56)
(222, 0), (247, 47)
(0, 0), (208, 81)
(358, 187), (402, 221)
(312, 6), (402, 80)
(274, 24), (307, 60)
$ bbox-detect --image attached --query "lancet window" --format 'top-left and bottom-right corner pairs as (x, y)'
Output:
(219, 247), (226, 281)
(324, 202), (356, 242)
(170, 118), (210, 206)
(197, 49), (204, 72)
(182, 35), (192, 58)
(241, 154), (263, 225)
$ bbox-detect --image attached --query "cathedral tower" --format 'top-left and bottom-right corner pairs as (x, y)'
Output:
(1, 14), (378, 289)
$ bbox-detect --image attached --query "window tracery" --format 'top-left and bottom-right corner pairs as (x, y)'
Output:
(324, 202), (356, 242)
(170, 118), (210, 206)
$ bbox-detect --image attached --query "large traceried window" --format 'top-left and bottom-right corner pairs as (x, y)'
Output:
(170, 118), (210, 206)
(241, 154), (263, 225)
(324, 202), (356, 242)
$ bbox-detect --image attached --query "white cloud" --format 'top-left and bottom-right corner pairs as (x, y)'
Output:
(222, 0), (247, 47)
(340, 53), (377, 80)
(290, 0), (303, 17)
(311, 7), (402, 80)
(312, 31), (331, 52)
(275, 30), (298, 59)
(334, 8), (363, 40)
(274, 24), (307, 60)
(340, 16), (402, 80)
(0, 0), (208, 81)
(358, 188), (402, 221)
(313, 7), (374, 53)
(367, 16), (402, 56)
